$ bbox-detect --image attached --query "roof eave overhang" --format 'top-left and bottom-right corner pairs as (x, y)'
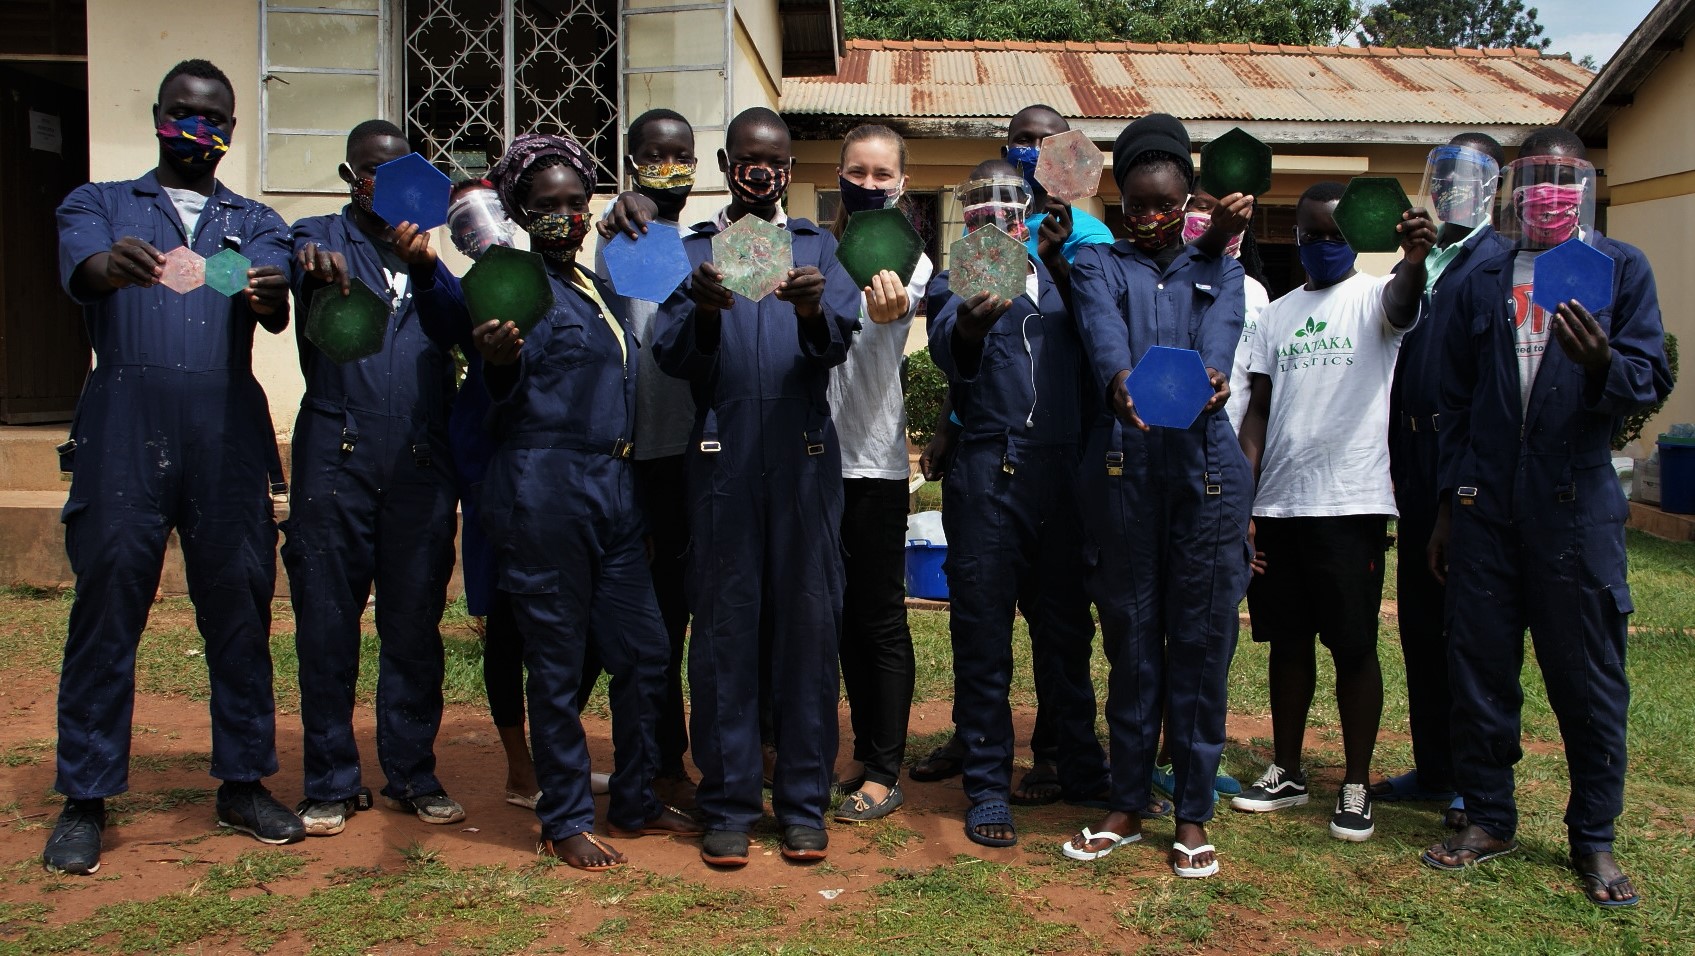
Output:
(1563, 0), (1695, 143)
(785, 114), (1554, 147)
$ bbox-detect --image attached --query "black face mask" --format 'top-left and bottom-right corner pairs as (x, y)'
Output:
(636, 183), (692, 220)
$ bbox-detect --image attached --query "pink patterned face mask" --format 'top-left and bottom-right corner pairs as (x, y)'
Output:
(1514, 182), (1585, 246)
(1181, 211), (1242, 258)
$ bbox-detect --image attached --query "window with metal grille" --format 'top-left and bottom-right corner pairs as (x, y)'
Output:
(260, 0), (391, 193)
(404, 0), (619, 188)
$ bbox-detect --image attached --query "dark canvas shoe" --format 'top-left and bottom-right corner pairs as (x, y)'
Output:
(42, 798), (106, 875)
(1330, 783), (1375, 842)
(217, 782), (306, 845)
(1230, 764), (1310, 812)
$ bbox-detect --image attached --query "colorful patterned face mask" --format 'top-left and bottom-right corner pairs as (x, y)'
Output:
(633, 162), (696, 191)
(1126, 205), (1187, 252)
(156, 115), (230, 167)
(727, 163), (790, 204)
(524, 211), (591, 261)
(963, 202), (1030, 242)
(349, 172), (377, 213)
(1514, 182), (1586, 247)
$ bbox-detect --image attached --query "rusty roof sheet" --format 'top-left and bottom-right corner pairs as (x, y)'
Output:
(784, 39), (1594, 125)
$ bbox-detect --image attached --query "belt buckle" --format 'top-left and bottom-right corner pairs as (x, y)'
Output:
(1457, 485), (1478, 506)
(1205, 471), (1221, 495)
(613, 438), (633, 459)
(1557, 485), (1576, 503)
(807, 442), (825, 456)
(340, 428), (358, 454)
(1105, 451), (1124, 477)
(412, 443), (433, 468)
(1001, 456), (1015, 475)
(699, 440), (722, 454)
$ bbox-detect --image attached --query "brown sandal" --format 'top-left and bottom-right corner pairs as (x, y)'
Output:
(607, 805), (703, 838)
(540, 832), (627, 871)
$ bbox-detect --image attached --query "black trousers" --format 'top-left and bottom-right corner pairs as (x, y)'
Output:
(570, 455), (692, 775)
(838, 477), (916, 787)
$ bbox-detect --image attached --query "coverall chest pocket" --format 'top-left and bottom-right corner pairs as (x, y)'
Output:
(1184, 283), (1218, 346)
(542, 317), (596, 370)
(112, 216), (164, 251)
(982, 323), (1020, 372)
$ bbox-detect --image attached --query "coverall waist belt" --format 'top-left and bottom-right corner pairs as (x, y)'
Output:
(501, 431), (634, 459)
(92, 359), (253, 373)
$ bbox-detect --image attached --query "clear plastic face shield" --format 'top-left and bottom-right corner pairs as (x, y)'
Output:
(447, 182), (517, 260)
(1498, 155), (1597, 249)
(1417, 145), (1500, 232)
(955, 175), (1033, 242)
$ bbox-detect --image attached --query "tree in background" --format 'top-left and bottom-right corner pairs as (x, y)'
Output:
(843, 0), (1356, 45)
(1354, 0), (1551, 49)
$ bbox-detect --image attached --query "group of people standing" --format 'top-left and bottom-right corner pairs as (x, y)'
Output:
(42, 58), (1667, 911)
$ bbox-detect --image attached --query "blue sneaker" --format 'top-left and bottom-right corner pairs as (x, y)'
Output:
(1151, 765), (1176, 800)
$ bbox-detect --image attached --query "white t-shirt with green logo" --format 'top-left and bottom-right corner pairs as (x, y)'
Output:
(1248, 271), (1410, 518)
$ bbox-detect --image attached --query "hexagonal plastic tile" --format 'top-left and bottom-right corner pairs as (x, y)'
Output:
(1532, 237), (1616, 315)
(372, 152), (453, 232)
(712, 214), (793, 302)
(604, 222), (691, 304)
(159, 246), (205, 295)
(835, 207), (924, 290)
(306, 278), (391, 364)
(1333, 177), (1412, 254)
(1035, 129), (1105, 203)
(1200, 127), (1273, 199)
(203, 248), (252, 298)
(1126, 346), (1214, 430)
(948, 224), (1027, 304)
(462, 245), (555, 335)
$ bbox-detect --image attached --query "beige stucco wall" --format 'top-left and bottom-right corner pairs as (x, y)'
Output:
(86, 0), (346, 435)
(1601, 43), (1695, 442)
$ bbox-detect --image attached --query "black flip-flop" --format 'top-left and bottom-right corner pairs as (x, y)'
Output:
(1421, 832), (1519, 871)
(909, 738), (964, 782)
(1010, 763), (1061, 806)
(1572, 854), (1640, 908)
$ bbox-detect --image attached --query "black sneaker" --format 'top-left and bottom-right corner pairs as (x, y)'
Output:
(1330, 783), (1375, 842)
(1230, 764), (1310, 812)
(216, 782), (306, 845)
(42, 798), (106, 875)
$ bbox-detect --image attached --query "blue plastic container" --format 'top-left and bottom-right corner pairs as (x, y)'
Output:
(905, 539), (949, 600)
(1657, 439), (1695, 514)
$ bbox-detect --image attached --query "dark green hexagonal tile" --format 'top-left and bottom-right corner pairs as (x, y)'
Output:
(462, 245), (555, 335)
(836, 207), (924, 290)
(306, 278), (390, 364)
(1334, 177), (1412, 254)
(1200, 127), (1273, 199)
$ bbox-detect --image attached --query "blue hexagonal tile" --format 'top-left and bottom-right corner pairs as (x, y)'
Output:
(1532, 237), (1615, 316)
(604, 222), (692, 304)
(1126, 346), (1214, 430)
(372, 152), (452, 232)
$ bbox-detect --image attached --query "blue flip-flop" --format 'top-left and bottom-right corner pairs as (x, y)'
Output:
(965, 800), (1017, 848)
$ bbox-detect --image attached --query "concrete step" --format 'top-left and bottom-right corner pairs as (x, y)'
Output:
(0, 490), (464, 601)
(0, 426), (71, 492)
(0, 426), (299, 493)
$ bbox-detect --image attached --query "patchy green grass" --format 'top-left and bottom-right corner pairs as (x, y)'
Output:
(1, 534), (1693, 954)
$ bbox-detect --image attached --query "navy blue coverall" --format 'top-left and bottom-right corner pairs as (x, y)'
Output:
(1388, 224), (1511, 794)
(54, 172), (291, 798)
(1438, 235), (1671, 855)
(1070, 242), (1252, 823)
(284, 210), (459, 804)
(477, 263), (667, 840)
(651, 216), (860, 832)
(927, 256), (1109, 808)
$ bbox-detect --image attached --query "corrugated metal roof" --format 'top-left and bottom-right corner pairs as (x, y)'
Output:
(783, 39), (1595, 126)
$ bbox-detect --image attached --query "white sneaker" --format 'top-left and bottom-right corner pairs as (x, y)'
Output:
(1230, 764), (1310, 812)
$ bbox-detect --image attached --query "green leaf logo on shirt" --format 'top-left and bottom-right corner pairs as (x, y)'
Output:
(1294, 317), (1328, 338)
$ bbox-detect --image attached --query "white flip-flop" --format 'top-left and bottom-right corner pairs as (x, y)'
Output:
(1061, 827), (1141, 861)
(1172, 841), (1220, 878)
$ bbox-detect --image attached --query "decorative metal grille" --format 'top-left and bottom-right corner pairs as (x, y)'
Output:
(404, 0), (619, 186)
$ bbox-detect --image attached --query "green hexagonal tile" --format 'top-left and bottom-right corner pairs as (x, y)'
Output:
(1334, 177), (1412, 254)
(204, 248), (251, 298)
(836, 207), (924, 290)
(462, 245), (555, 335)
(1199, 127), (1273, 199)
(306, 278), (390, 364)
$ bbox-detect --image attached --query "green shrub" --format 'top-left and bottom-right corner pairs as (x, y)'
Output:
(1616, 331), (1679, 450)
(902, 347), (950, 446)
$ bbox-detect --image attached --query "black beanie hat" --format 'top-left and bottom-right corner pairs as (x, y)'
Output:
(1112, 113), (1193, 189)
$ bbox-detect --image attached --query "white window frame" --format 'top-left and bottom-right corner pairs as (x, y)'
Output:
(258, 1), (395, 194)
(619, 0), (732, 188)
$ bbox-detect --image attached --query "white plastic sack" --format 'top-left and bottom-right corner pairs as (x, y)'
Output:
(907, 510), (945, 547)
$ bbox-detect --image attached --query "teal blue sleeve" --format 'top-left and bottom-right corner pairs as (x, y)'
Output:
(1025, 209), (1116, 264)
